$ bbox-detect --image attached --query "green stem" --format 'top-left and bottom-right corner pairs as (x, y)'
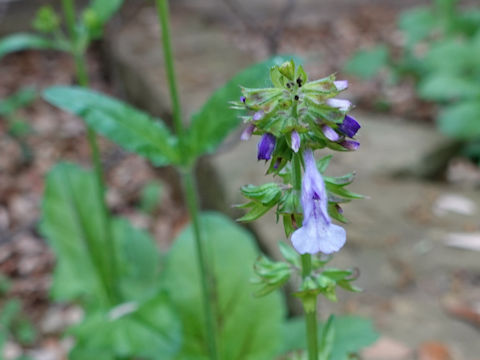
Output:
(61, 0), (120, 305)
(292, 152), (318, 360)
(183, 170), (218, 359)
(155, 1), (218, 358)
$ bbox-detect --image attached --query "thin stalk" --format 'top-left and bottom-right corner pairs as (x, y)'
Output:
(155, 1), (219, 358)
(61, 0), (120, 305)
(183, 170), (218, 359)
(292, 152), (318, 360)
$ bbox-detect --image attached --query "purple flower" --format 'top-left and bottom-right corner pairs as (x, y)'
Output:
(338, 115), (360, 138)
(322, 125), (340, 142)
(241, 123), (255, 141)
(257, 133), (276, 160)
(340, 139), (360, 151)
(253, 110), (264, 121)
(326, 98), (352, 112)
(291, 130), (301, 153)
(291, 148), (346, 254)
(240, 96), (246, 103)
(334, 80), (348, 91)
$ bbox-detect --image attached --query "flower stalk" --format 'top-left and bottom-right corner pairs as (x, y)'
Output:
(155, 1), (218, 358)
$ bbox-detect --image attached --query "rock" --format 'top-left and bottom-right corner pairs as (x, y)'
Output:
(362, 336), (412, 360)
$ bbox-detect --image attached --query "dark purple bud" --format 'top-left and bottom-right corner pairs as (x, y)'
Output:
(340, 140), (360, 151)
(291, 130), (301, 153)
(253, 110), (264, 121)
(240, 96), (246, 103)
(240, 123), (255, 141)
(257, 133), (276, 161)
(338, 115), (360, 138)
(322, 125), (340, 142)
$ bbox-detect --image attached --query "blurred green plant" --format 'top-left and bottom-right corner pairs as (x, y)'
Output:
(0, 294), (36, 360)
(138, 181), (164, 214)
(0, 87), (36, 164)
(345, 0), (480, 165)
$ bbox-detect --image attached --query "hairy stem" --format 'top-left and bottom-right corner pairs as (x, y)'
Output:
(155, 1), (219, 358)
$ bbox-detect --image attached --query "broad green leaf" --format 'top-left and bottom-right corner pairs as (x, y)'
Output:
(344, 46), (389, 79)
(163, 212), (285, 360)
(437, 101), (480, 139)
(41, 163), (163, 309)
(187, 55), (300, 160)
(41, 163), (112, 307)
(69, 293), (181, 360)
(89, 0), (124, 23)
(0, 34), (61, 59)
(419, 75), (480, 100)
(43, 86), (180, 166)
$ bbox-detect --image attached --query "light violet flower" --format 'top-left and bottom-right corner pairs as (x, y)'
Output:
(257, 133), (276, 160)
(291, 148), (346, 254)
(291, 130), (301, 153)
(326, 98), (352, 112)
(253, 110), (264, 121)
(241, 123), (255, 141)
(322, 125), (340, 142)
(334, 80), (348, 91)
(338, 115), (360, 138)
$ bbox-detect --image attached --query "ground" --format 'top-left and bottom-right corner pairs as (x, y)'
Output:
(0, 0), (480, 359)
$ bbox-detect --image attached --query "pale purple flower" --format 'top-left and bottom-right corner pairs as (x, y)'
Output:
(291, 130), (301, 153)
(338, 115), (360, 138)
(334, 80), (348, 91)
(241, 123), (255, 141)
(326, 98), (352, 112)
(340, 139), (360, 151)
(322, 125), (340, 142)
(253, 110), (264, 121)
(240, 96), (246, 103)
(291, 148), (346, 254)
(257, 133), (276, 160)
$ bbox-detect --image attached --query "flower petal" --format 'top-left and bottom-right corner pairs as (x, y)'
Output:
(338, 115), (360, 138)
(257, 133), (276, 160)
(291, 130), (301, 153)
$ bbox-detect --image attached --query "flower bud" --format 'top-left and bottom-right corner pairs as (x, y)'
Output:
(334, 80), (348, 91)
(257, 133), (276, 160)
(338, 115), (360, 138)
(291, 130), (301, 153)
(322, 125), (340, 142)
(326, 98), (352, 112)
(241, 123), (255, 141)
(340, 140), (360, 151)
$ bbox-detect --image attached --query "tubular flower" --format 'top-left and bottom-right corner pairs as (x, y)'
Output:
(322, 125), (340, 142)
(291, 130), (301, 153)
(241, 123), (256, 141)
(257, 133), (276, 160)
(291, 149), (346, 254)
(338, 115), (360, 138)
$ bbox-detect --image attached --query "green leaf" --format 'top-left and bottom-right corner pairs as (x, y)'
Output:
(187, 55), (299, 159)
(398, 7), (436, 47)
(138, 181), (163, 214)
(69, 293), (181, 360)
(424, 39), (473, 75)
(0, 87), (36, 116)
(236, 201), (275, 222)
(241, 182), (282, 206)
(437, 101), (480, 139)
(43, 86), (180, 166)
(163, 212), (286, 359)
(41, 163), (112, 307)
(88, 0), (124, 23)
(329, 316), (379, 360)
(419, 75), (480, 101)
(344, 46), (389, 79)
(0, 34), (61, 59)
(317, 155), (333, 174)
(41, 163), (163, 309)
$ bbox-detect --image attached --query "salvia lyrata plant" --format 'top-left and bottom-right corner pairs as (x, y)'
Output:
(233, 60), (365, 359)
(1, 0), (378, 358)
